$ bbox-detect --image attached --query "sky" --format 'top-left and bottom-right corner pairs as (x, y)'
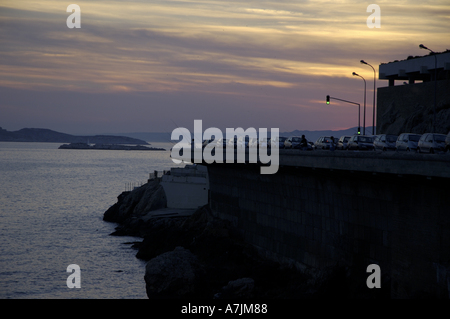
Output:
(0, 0), (449, 135)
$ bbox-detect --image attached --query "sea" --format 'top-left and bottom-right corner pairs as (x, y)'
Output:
(0, 141), (183, 299)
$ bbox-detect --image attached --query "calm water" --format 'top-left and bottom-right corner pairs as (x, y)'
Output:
(0, 141), (182, 299)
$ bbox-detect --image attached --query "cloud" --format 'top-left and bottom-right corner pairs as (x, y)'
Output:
(0, 0), (449, 132)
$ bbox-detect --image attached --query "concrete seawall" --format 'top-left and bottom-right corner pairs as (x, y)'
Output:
(207, 160), (450, 298)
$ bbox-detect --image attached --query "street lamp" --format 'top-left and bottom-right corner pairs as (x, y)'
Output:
(419, 44), (437, 133)
(353, 72), (366, 135)
(326, 95), (361, 135)
(360, 60), (376, 135)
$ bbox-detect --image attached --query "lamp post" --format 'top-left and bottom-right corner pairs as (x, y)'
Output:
(360, 60), (376, 135)
(326, 95), (361, 135)
(419, 44), (437, 133)
(352, 72), (366, 135)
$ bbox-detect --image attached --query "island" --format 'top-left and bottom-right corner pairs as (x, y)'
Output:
(58, 143), (165, 151)
(0, 127), (149, 145)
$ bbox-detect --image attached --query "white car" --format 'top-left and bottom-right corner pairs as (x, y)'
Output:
(284, 136), (302, 149)
(337, 135), (351, 150)
(395, 133), (421, 152)
(314, 136), (334, 150)
(417, 133), (447, 153)
(373, 134), (398, 151)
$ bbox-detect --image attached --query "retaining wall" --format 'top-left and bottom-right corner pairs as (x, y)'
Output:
(207, 163), (450, 298)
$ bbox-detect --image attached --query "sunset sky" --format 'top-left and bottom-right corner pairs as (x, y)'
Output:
(1, 0), (449, 135)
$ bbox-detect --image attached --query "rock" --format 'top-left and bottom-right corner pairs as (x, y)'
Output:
(218, 278), (255, 299)
(102, 179), (329, 299)
(379, 97), (450, 135)
(144, 247), (205, 299)
(133, 181), (167, 216)
(135, 217), (186, 259)
(135, 205), (210, 260)
(103, 178), (167, 225)
(103, 191), (130, 223)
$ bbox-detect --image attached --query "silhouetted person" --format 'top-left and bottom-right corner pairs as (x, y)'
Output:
(330, 136), (335, 151)
(300, 135), (308, 150)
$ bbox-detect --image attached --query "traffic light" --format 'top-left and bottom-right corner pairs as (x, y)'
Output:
(326, 95), (330, 105)
(357, 127), (361, 135)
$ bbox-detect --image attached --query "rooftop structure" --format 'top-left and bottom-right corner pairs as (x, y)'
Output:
(376, 49), (450, 135)
(379, 51), (450, 86)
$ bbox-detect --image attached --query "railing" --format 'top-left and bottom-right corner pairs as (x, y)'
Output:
(124, 167), (207, 191)
(148, 170), (170, 180)
(169, 167), (207, 177)
(124, 181), (145, 192)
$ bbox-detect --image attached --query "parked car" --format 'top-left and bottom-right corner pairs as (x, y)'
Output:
(337, 135), (351, 150)
(446, 132), (450, 153)
(314, 136), (335, 150)
(284, 136), (302, 149)
(202, 138), (215, 148)
(236, 136), (251, 149)
(417, 133), (447, 153)
(347, 135), (375, 150)
(373, 134), (398, 151)
(215, 138), (229, 149)
(248, 137), (259, 148)
(283, 136), (312, 150)
(396, 133), (421, 152)
(249, 137), (269, 148)
(270, 136), (287, 149)
(259, 137), (269, 148)
(227, 137), (238, 149)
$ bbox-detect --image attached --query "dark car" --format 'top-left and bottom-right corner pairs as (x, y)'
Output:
(417, 133), (447, 154)
(446, 132), (450, 153)
(373, 134), (398, 151)
(347, 135), (375, 150)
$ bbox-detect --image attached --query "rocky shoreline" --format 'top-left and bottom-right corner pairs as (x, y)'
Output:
(103, 178), (387, 299)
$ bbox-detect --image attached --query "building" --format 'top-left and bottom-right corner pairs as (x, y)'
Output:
(377, 50), (450, 135)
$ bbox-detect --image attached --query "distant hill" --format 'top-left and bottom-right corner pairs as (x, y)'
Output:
(0, 127), (149, 145)
(114, 132), (174, 143)
(116, 126), (376, 143)
(0, 126), (374, 144)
